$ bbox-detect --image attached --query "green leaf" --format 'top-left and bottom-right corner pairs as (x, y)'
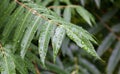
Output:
(76, 6), (95, 26)
(52, 26), (65, 62)
(51, 20), (96, 43)
(63, 7), (71, 22)
(34, 19), (46, 40)
(0, 0), (9, 17)
(112, 23), (120, 32)
(61, 25), (100, 59)
(97, 33), (116, 56)
(42, 0), (53, 6)
(24, 58), (36, 74)
(78, 57), (101, 74)
(26, 51), (69, 74)
(14, 55), (28, 74)
(118, 67), (120, 74)
(55, 57), (64, 69)
(38, 21), (54, 66)
(61, 37), (74, 59)
(106, 41), (120, 74)
(70, 24), (97, 44)
(1, 6), (24, 44)
(20, 16), (41, 58)
(13, 10), (32, 51)
(94, 0), (101, 8)
(0, 1), (16, 28)
(53, 0), (61, 16)
(1, 51), (16, 74)
(80, 0), (86, 6)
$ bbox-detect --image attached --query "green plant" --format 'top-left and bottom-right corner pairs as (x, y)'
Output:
(0, 0), (101, 74)
(0, 0), (120, 74)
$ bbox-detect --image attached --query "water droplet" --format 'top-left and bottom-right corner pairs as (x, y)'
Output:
(84, 47), (88, 50)
(32, 10), (37, 14)
(81, 41), (84, 44)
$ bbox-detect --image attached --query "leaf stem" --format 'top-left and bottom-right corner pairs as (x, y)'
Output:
(15, 0), (61, 26)
(15, 0), (49, 21)
(33, 62), (41, 74)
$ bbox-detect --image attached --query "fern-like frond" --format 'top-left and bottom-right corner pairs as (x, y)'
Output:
(0, 0), (100, 69)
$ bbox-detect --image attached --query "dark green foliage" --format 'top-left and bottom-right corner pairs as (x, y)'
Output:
(0, 0), (119, 74)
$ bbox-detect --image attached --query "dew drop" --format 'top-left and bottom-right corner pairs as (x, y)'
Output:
(32, 10), (37, 14)
(81, 41), (84, 44)
(83, 46), (88, 50)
